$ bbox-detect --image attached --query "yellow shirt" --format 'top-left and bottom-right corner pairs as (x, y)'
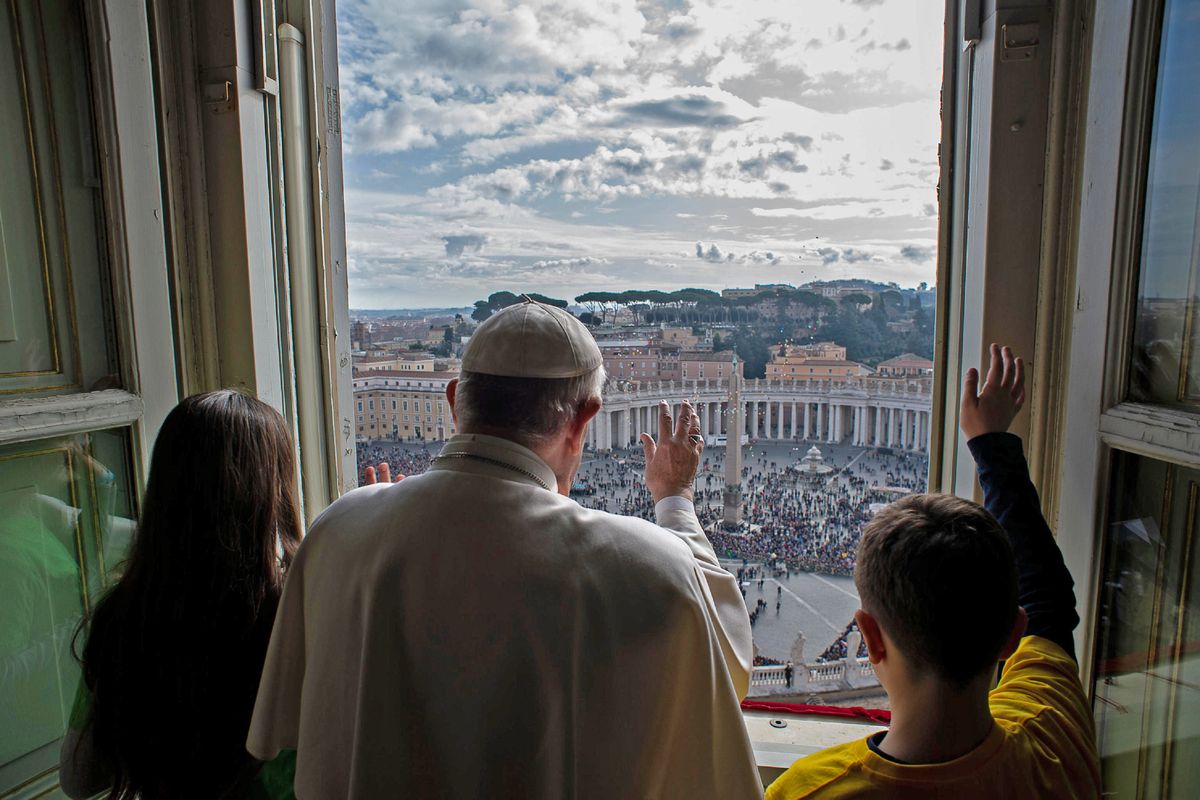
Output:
(766, 636), (1101, 799)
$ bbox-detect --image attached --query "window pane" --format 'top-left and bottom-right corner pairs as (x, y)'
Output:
(1092, 451), (1200, 799)
(0, 428), (135, 794)
(1129, 0), (1200, 406)
(0, 0), (120, 398)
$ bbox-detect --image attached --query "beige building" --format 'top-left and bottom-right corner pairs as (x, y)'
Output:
(876, 354), (935, 378)
(766, 341), (866, 379)
(767, 358), (871, 380)
(353, 352), (462, 375)
(769, 341), (847, 361)
(354, 352), (436, 373)
(354, 370), (458, 441)
(679, 351), (744, 381)
(660, 326), (705, 350)
(599, 341), (681, 382)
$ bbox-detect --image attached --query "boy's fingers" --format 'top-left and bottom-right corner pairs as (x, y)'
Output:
(962, 367), (979, 403)
(1012, 356), (1025, 399)
(658, 400), (672, 443)
(364, 466), (377, 485)
(1014, 390), (1026, 411)
(1000, 346), (1014, 389)
(378, 463), (391, 483)
(984, 343), (1003, 393)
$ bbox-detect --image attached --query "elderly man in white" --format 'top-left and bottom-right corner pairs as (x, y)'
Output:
(249, 297), (761, 798)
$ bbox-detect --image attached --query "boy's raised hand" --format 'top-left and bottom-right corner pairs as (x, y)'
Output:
(961, 343), (1025, 439)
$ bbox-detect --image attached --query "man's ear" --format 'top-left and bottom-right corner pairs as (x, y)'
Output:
(998, 606), (1028, 662)
(566, 397), (602, 448)
(855, 608), (887, 665)
(446, 379), (459, 424)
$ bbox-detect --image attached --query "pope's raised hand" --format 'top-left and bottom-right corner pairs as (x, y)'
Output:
(363, 463), (405, 485)
(640, 399), (703, 504)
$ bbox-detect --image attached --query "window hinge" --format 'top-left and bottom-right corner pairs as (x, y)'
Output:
(1001, 22), (1040, 62)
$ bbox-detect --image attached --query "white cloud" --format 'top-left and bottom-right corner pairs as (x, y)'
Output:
(530, 256), (612, 268)
(337, 0), (943, 305)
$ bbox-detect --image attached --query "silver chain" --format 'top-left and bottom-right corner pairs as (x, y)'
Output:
(433, 452), (553, 491)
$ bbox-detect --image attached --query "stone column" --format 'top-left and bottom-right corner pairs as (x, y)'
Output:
(763, 401), (771, 439)
(900, 409), (910, 450)
(791, 401), (798, 438)
(816, 402), (824, 442)
(874, 406), (883, 447)
(803, 402), (811, 440)
(777, 402), (785, 439)
(886, 409), (895, 447)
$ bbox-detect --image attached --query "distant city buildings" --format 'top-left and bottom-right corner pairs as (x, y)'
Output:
(353, 370), (457, 440)
(355, 352), (459, 373)
(875, 353), (934, 378)
(349, 293), (933, 444)
(598, 340), (682, 382)
(766, 341), (870, 380)
(679, 351), (744, 382)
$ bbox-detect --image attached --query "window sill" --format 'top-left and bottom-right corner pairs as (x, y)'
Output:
(743, 708), (886, 785)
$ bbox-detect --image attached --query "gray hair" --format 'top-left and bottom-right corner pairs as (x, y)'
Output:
(454, 366), (607, 446)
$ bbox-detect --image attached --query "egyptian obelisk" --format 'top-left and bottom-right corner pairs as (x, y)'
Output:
(722, 355), (744, 527)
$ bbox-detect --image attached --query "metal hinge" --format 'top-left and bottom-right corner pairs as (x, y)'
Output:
(1001, 22), (1040, 62)
(202, 80), (234, 114)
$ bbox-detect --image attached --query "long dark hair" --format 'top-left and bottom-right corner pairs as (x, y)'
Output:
(78, 390), (303, 798)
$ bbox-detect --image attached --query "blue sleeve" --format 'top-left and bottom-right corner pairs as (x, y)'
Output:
(966, 432), (1079, 660)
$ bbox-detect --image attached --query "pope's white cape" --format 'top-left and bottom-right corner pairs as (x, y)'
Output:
(248, 433), (761, 798)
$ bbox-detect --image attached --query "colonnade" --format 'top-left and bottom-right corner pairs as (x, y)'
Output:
(586, 380), (932, 454)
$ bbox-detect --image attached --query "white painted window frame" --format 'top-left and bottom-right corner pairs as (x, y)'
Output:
(0, 0), (179, 475)
(1056, 0), (1200, 685)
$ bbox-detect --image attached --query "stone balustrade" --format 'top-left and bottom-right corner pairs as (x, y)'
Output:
(749, 657), (877, 696)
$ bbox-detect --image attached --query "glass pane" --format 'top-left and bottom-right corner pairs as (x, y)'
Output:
(1129, 0), (1200, 406)
(0, 0), (119, 398)
(0, 429), (135, 795)
(1093, 451), (1200, 799)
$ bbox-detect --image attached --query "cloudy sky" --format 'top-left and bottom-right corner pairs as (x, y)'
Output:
(336, 0), (944, 309)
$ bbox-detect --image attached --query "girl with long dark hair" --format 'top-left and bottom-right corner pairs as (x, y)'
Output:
(60, 391), (303, 799)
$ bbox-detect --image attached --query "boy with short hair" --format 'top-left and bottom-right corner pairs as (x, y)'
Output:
(767, 344), (1101, 799)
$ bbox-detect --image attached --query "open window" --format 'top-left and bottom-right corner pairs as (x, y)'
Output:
(337, 0), (945, 738)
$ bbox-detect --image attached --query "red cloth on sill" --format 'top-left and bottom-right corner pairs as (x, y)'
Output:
(741, 699), (892, 726)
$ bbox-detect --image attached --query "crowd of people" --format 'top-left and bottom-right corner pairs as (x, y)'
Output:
(815, 621), (870, 663)
(576, 443), (928, 578)
(357, 439), (930, 582)
(356, 441), (436, 481)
